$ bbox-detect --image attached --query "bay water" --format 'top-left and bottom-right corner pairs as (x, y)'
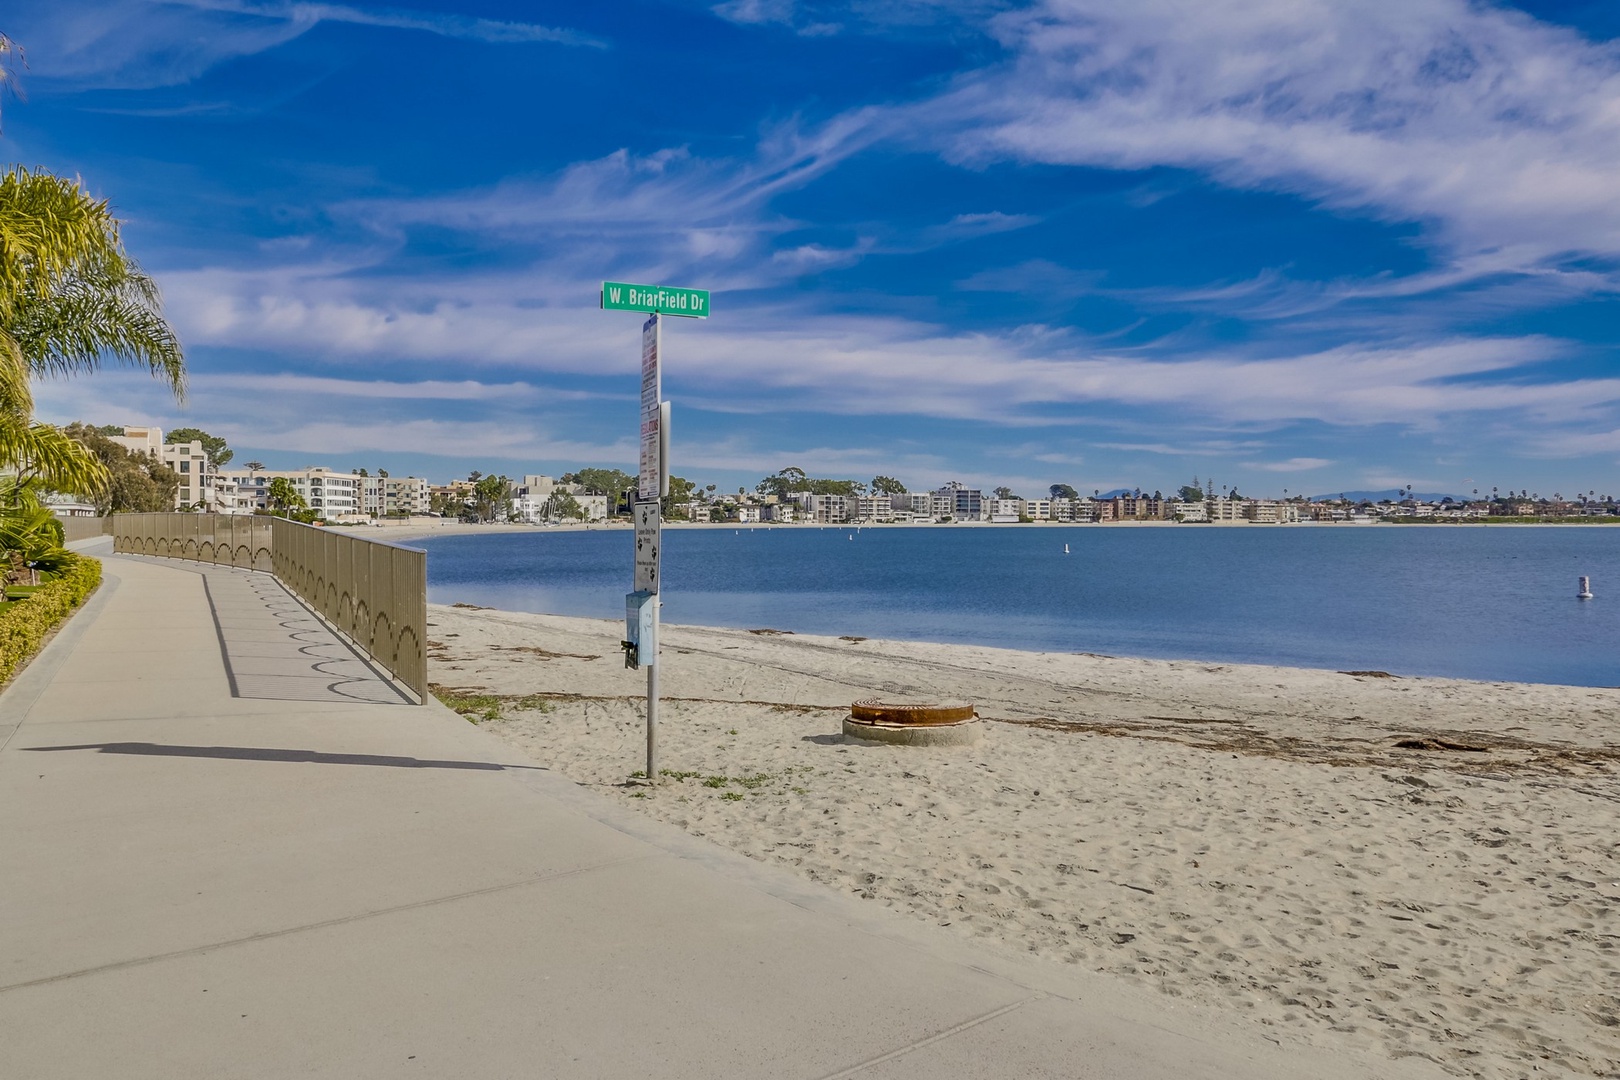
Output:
(417, 525), (1620, 687)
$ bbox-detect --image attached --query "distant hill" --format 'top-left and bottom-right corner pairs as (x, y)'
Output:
(1308, 489), (1465, 503)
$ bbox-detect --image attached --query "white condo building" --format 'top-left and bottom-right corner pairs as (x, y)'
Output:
(224, 467), (363, 519)
(360, 475), (430, 517)
(108, 425), (247, 514)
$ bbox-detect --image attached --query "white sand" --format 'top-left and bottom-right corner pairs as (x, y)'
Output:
(428, 603), (1620, 1079)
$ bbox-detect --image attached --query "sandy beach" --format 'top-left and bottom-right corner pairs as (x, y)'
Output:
(426, 602), (1620, 1079)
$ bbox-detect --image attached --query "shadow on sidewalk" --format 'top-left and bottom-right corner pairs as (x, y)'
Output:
(23, 742), (546, 771)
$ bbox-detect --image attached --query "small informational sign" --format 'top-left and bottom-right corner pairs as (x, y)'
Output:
(639, 313), (661, 501)
(602, 281), (710, 319)
(634, 502), (661, 594)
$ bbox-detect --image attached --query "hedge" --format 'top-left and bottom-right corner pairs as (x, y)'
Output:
(0, 555), (102, 687)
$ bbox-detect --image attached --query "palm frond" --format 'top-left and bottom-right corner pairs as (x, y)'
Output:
(9, 260), (186, 397)
(0, 421), (109, 497)
(0, 167), (124, 313)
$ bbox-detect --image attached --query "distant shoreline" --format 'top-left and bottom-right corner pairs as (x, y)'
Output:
(361, 518), (1605, 543)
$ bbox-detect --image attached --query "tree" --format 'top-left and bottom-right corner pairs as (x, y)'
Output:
(0, 161), (185, 559)
(1049, 483), (1078, 500)
(266, 477), (305, 517)
(662, 475), (695, 519)
(561, 468), (636, 515)
(1177, 484), (1204, 502)
(757, 466), (809, 499)
(547, 491), (585, 521)
(471, 474), (513, 521)
(63, 423), (175, 513)
(244, 460), (264, 473)
(871, 475), (907, 496)
(3, 168), (186, 395)
(165, 427), (232, 467)
(993, 486), (1016, 500)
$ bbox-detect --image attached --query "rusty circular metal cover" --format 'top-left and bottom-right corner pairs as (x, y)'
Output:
(850, 699), (976, 726)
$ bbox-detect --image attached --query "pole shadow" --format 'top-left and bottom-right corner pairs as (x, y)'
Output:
(24, 742), (546, 771)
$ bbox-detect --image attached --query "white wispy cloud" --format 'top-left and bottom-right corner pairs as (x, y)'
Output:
(1255, 457), (1333, 472)
(8, 0), (598, 91)
(925, 0), (1620, 276)
(152, 250), (1620, 436)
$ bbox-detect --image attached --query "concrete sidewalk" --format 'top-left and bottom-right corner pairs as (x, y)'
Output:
(0, 547), (1441, 1079)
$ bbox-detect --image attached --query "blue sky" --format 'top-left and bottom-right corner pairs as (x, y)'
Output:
(10, 0), (1620, 499)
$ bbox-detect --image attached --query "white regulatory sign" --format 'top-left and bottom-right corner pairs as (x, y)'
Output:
(634, 502), (661, 594)
(638, 314), (661, 501)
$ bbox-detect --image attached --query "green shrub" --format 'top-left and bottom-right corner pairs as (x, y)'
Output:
(0, 554), (101, 686)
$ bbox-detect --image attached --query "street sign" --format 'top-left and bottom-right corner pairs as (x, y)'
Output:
(602, 281), (710, 319)
(639, 314), (661, 501)
(634, 502), (661, 594)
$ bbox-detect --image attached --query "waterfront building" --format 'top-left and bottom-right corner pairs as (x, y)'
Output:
(932, 483), (984, 522)
(1175, 501), (1209, 523)
(852, 495), (895, 522)
(222, 466), (363, 518)
(798, 493), (850, 524)
(107, 426), (246, 513)
(990, 498), (1025, 523)
(361, 475), (430, 517)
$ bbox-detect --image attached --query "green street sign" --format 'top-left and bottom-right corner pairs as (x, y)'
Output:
(601, 281), (710, 319)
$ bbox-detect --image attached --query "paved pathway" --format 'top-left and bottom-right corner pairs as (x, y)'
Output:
(0, 545), (1443, 1079)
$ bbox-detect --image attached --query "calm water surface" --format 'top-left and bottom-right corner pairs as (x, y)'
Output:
(417, 526), (1620, 687)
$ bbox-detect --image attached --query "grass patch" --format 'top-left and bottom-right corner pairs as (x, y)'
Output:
(659, 769), (701, 781)
(428, 684), (556, 723)
(720, 792), (745, 801)
(434, 689), (502, 723)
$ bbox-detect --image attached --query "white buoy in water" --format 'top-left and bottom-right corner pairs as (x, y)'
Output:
(1064, 543), (1070, 554)
(1579, 575), (1594, 600)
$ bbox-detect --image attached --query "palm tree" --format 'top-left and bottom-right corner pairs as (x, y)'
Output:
(0, 163), (186, 547)
(1, 168), (185, 394)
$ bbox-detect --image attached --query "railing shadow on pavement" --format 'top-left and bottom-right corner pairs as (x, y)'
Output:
(110, 512), (428, 703)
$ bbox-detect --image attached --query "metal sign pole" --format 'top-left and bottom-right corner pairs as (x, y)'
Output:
(639, 314), (663, 782)
(604, 283), (706, 786)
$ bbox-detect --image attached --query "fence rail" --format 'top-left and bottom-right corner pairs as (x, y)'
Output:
(60, 516), (113, 543)
(111, 513), (426, 701)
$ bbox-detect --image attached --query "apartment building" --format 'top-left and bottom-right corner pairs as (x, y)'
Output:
(990, 498), (1024, 523)
(932, 483), (984, 522)
(1244, 501), (1301, 524)
(107, 426), (245, 513)
(225, 467), (363, 518)
(852, 495), (894, 522)
(792, 493), (850, 524)
(360, 475), (430, 516)
(892, 492), (932, 517)
(515, 475), (556, 502)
